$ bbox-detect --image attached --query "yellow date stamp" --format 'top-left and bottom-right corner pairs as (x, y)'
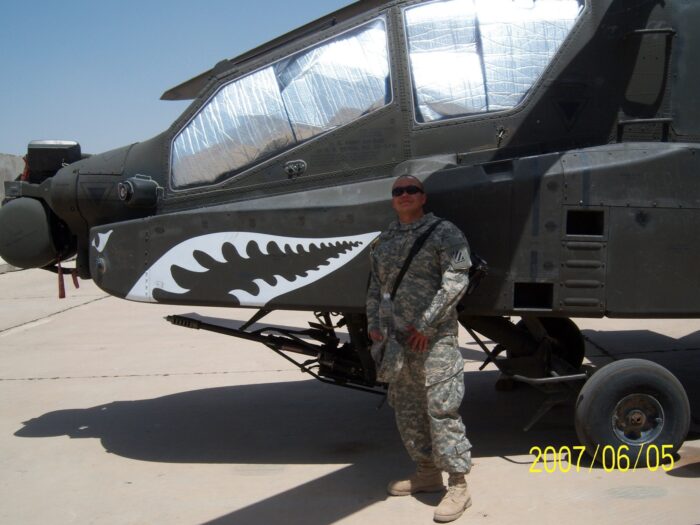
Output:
(529, 444), (675, 473)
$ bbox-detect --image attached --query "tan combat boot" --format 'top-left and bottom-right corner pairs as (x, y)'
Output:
(386, 462), (444, 496)
(433, 473), (471, 523)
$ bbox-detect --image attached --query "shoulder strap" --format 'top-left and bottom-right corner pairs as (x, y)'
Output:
(390, 219), (444, 300)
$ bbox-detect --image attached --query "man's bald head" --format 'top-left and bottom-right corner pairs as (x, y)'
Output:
(391, 175), (427, 224)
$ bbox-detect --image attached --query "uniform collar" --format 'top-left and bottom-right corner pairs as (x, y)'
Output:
(389, 212), (438, 232)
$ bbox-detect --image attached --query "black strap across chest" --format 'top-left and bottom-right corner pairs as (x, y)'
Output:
(390, 219), (444, 300)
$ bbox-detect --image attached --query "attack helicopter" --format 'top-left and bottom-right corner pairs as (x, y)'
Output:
(1, 0), (697, 464)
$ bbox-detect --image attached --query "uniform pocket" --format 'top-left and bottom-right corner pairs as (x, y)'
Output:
(454, 440), (472, 456)
(425, 337), (464, 386)
(426, 372), (465, 417)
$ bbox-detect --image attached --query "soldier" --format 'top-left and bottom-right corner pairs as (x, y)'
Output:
(367, 174), (473, 523)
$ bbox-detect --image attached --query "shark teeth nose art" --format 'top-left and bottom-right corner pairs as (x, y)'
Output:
(126, 231), (380, 305)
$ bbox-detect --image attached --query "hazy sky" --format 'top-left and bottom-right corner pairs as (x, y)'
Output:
(0, 0), (351, 156)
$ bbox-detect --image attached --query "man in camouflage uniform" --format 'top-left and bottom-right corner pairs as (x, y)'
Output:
(366, 175), (473, 523)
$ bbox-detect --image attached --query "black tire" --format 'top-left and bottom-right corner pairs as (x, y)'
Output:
(512, 318), (585, 369)
(575, 359), (690, 467)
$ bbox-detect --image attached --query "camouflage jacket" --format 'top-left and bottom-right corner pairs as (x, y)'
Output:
(366, 213), (471, 383)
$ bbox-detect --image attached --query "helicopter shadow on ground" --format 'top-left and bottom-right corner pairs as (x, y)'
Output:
(15, 366), (577, 524)
(13, 373), (579, 464)
(14, 328), (700, 525)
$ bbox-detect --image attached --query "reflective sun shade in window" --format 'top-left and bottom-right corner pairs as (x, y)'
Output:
(405, 0), (582, 123)
(172, 19), (390, 189)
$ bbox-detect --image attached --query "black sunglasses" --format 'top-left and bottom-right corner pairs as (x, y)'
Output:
(391, 185), (424, 197)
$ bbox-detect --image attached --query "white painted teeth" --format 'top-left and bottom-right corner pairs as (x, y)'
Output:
(190, 238), (351, 262)
(228, 237), (372, 306)
(248, 239), (353, 257)
(126, 231), (380, 305)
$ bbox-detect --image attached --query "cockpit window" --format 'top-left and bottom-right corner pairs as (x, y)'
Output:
(172, 18), (390, 189)
(404, 0), (583, 123)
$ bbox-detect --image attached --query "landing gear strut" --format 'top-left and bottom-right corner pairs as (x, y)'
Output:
(459, 314), (690, 463)
(459, 314), (588, 430)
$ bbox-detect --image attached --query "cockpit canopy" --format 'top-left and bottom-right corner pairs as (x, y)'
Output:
(170, 0), (583, 190)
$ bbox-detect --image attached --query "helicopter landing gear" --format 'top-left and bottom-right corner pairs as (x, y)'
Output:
(575, 358), (690, 467)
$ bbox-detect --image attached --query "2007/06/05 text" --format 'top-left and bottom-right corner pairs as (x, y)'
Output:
(530, 444), (675, 473)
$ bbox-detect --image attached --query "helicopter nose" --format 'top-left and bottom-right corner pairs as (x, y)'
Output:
(0, 197), (63, 269)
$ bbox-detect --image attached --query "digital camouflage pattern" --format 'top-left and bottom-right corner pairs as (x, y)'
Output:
(388, 343), (473, 473)
(367, 213), (472, 384)
(367, 213), (472, 473)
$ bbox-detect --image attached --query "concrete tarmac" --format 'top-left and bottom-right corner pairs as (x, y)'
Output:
(1, 269), (699, 525)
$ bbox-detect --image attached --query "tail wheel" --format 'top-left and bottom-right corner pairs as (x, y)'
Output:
(575, 359), (690, 467)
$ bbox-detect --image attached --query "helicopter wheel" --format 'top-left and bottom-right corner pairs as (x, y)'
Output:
(575, 359), (690, 467)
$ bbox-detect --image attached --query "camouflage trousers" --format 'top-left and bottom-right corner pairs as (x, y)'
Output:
(388, 339), (472, 474)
